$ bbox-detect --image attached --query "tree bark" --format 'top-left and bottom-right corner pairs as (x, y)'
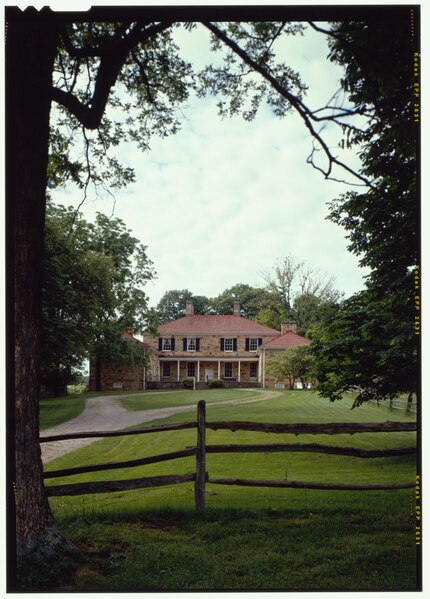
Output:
(7, 12), (74, 567)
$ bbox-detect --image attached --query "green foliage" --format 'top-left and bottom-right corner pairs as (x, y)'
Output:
(206, 378), (224, 388)
(66, 383), (88, 395)
(326, 20), (416, 287)
(49, 21), (308, 199)
(259, 255), (341, 334)
(41, 203), (156, 394)
(156, 289), (213, 323)
(181, 377), (196, 389)
(211, 284), (273, 319)
(267, 346), (315, 388)
(311, 20), (418, 403)
(158, 267), (338, 335)
(311, 290), (417, 407)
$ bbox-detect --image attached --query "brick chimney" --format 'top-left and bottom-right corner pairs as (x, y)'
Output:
(233, 301), (241, 316)
(185, 300), (194, 316)
(281, 321), (297, 334)
(124, 327), (134, 337)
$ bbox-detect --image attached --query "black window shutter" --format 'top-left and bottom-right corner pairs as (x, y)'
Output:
(158, 338), (162, 351)
(183, 338), (187, 351)
(220, 338), (224, 351)
(171, 337), (175, 351)
(233, 338), (237, 351)
(196, 338), (200, 351)
(245, 338), (250, 351)
(258, 338), (262, 347)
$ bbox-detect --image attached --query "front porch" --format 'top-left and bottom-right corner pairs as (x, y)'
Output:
(146, 380), (261, 390)
(151, 357), (260, 387)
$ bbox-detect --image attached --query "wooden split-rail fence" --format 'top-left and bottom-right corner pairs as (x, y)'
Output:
(40, 400), (417, 512)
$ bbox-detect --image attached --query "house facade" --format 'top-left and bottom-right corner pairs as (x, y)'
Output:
(143, 300), (280, 388)
(89, 301), (311, 391)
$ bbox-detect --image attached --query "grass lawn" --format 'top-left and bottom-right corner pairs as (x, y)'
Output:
(35, 390), (418, 592)
(39, 395), (88, 430)
(39, 388), (261, 431)
(118, 388), (261, 411)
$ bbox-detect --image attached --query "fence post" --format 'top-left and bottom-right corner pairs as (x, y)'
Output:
(195, 400), (206, 513)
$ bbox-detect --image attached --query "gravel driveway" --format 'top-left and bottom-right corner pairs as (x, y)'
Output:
(40, 390), (281, 463)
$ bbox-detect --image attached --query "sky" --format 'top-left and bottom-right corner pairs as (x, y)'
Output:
(52, 21), (371, 308)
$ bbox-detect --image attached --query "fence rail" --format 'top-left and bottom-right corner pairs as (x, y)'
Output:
(41, 401), (417, 511)
(369, 398), (417, 414)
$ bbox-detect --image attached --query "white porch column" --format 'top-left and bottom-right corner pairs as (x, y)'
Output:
(177, 360), (180, 382)
(218, 360), (221, 379)
(262, 349), (266, 388)
(197, 360), (200, 382)
(158, 361), (161, 382)
(238, 360), (241, 383)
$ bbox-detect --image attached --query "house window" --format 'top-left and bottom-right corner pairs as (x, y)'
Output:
(224, 363), (233, 378)
(224, 338), (234, 352)
(250, 363), (258, 378)
(246, 337), (262, 352)
(187, 363), (196, 377)
(187, 338), (196, 352)
(162, 337), (172, 351)
(162, 363), (171, 377)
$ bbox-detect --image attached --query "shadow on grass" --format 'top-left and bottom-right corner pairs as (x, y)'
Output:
(16, 503), (418, 593)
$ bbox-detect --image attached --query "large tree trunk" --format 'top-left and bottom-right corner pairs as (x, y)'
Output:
(7, 13), (74, 568)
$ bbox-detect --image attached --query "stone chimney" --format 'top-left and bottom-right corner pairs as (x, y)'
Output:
(281, 321), (297, 334)
(233, 301), (241, 316)
(185, 300), (194, 315)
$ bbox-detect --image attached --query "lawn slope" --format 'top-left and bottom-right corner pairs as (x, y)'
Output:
(38, 390), (418, 592)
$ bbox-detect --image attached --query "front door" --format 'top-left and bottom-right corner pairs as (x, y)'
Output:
(205, 368), (215, 381)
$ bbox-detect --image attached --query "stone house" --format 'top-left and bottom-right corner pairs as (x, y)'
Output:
(89, 301), (311, 391)
(258, 324), (312, 388)
(88, 328), (159, 392)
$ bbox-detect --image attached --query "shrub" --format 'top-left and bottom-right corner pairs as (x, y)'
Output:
(181, 377), (195, 389)
(66, 383), (88, 395)
(207, 378), (224, 388)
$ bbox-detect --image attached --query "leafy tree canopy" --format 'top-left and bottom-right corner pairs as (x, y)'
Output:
(267, 345), (315, 389)
(311, 289), (417, 407)
(310, 18), (418, 404)
(259, 254), (342, 333)
(156, 289), (213, 323)
(41, 203), (157, 395)
(210, 284), (273, 319)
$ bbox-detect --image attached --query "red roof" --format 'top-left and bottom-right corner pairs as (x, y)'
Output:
(158, 315), (280, 336)
(260, 330), (311, 349)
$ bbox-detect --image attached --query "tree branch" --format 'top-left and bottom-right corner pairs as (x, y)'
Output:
(202, 21), (373, 188)
(52, 21), (173, 129)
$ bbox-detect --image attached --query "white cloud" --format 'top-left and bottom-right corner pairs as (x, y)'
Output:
(52, 23), (370, 306)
